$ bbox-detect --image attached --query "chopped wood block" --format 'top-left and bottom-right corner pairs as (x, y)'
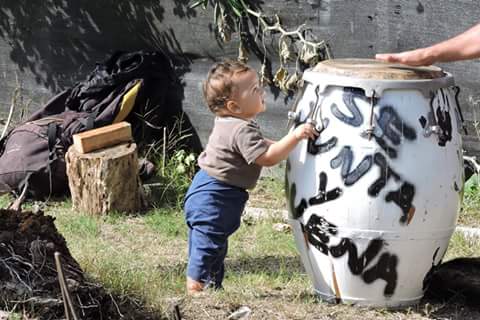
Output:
(73, 122), (132, 154)
(66, 142), (146, 215)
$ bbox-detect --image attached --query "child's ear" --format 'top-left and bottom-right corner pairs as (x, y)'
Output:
(226, 101), (241, 114)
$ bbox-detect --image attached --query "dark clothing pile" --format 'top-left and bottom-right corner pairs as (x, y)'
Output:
(0, 51), (198, 199)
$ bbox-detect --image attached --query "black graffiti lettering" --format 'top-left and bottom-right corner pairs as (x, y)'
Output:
(368, 153), (417, 223)
(306, 214), (339, 236)
(454, 181), (459, 192)
(430, 89), (453, 147)
(304, 214), (399, 296)
(331, 146), (373, 185)
(368, 153), (400, 197)
(285, 160), (291, 212)
(436, 107), (452, 147)
(308, 172), (342, 206)
(385, 182), (415, 224)
(373, 136), (398, 159)
(364, 106), (416, 159)
(362, 252), (399, 296)
(419, 116), (427, 128)
(331, 88), (364, 127)
(440, 88), (447, 106)
(296, 199), (308, 219)
(377, 106), (417, 144)
(453, 86), (467, 135)
(287, 183), (308, 219)
(422, 247), (441, 291)
(304, 214), (338, 255)
(308, 136), (338, 155)
(454, 107), (463, 135)
(329, 238), (385, 275)
(293, 115), (307, 129)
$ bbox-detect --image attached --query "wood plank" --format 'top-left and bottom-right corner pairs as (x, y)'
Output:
(73, 122), (132, 154)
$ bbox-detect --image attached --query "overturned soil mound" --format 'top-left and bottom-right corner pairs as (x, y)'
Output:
(0, 209), (159, 319)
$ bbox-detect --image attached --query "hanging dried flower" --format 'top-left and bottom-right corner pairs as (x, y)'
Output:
(285, 72), (300, 92)
(300, 44), (320, 65)
(279, 38), (293, 64)
(273, 67), (287, 85)
(259, 63), (270, 87)
(274, 67), (289, 93)
(191, 0), (331, 95)
(238, 40), (249, 63)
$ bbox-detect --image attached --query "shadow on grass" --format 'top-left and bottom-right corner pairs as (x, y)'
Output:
(155, 255), (480, 318)
(226, 255), (304, 278)
(155, 255), (303, 279)
(421, 257), (480, 318)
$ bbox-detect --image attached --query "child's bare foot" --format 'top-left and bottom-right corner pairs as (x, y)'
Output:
(186, 277), (205, 295)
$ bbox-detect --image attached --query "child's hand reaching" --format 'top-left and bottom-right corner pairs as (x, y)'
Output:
(294, 123), (320, 141)
(255, 122), (320, 167)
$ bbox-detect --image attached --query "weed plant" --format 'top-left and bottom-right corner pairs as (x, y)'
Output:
(141, 115), (198, 209)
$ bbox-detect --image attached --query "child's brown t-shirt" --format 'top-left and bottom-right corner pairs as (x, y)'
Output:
(198, 116), (269, 190)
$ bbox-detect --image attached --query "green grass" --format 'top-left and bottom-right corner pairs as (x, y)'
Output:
(37, 197), (480, 320)
(144, 208), (187, 239)
(3, 165), (480, 319)
(444, 231), (480, 260)
(458, 174), (480, 227)
(247, 174), (286, 210)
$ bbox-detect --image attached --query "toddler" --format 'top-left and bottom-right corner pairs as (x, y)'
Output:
(184, 60), (318, 293)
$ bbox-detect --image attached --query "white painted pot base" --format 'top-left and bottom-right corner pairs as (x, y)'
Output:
(314, 289), (423, 308)
(286, 68), (464, 308)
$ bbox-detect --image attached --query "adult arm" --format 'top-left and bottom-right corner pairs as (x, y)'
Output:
(376, 23), (480, 66)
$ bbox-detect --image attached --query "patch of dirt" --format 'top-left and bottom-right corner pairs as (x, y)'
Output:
(0, 209), (161, 320)
(247, 178), (286, 210)
(175, 291), (480, 320)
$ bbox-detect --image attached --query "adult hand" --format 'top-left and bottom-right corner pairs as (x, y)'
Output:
(375, 48), (435, 66)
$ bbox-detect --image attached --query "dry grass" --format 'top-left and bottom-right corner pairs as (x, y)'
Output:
(35, 194), (480, 320)
(2, 171), (480, 319)
(458, 175), (480, 227)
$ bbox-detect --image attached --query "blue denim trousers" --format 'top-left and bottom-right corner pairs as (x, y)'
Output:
(184, 169), (248, 288)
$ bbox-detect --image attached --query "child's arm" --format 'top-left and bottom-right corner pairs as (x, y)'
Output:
(255, 123), (318, 167)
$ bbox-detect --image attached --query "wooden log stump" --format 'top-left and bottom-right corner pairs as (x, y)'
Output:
(65, 142), (145, 215)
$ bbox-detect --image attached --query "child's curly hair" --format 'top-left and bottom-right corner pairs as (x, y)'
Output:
(203, 60), (252, 113)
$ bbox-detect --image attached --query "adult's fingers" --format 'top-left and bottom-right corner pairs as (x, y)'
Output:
(375, 53), (399, 63)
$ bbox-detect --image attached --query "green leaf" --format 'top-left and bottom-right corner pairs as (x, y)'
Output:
(185, 154), (196, 166)
(188, 0), (206, 9)
(176, 164), (186, 174)
(230, 5), (242, 17)
(175, 150), (186, 162)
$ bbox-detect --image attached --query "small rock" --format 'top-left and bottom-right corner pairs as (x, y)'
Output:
(32, 203), (41, 214)
(66, 278), (80, 291)
(0, 311), (9, 320)
(273, 223), (291, 233)
(227, 306), (251, 320)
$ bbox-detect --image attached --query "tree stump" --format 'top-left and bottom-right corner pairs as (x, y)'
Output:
(65, 142), (145, 215)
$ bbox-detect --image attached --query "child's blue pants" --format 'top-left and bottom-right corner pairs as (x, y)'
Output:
(184, 169), (248, 288)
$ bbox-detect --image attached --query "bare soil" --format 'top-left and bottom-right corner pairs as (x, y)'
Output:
(0, 209), (161, 320)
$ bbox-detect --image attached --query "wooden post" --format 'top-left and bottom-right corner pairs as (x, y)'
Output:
(65, 142), (145, 215)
